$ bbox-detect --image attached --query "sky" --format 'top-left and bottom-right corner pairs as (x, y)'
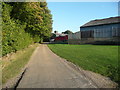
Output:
(47, 2), (118, 33)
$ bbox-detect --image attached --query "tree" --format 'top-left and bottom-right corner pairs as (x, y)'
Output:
(62, 30), (73, 34)
(50, 33), (56, 39)
(2, 2), (52, 56)
(10, 2), (52, 43)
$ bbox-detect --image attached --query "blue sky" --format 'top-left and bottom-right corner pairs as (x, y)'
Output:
(47, 2), (118, 33)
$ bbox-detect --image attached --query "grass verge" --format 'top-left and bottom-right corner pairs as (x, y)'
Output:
(48, 44), (119, 85)
(2, 43), (39, 84)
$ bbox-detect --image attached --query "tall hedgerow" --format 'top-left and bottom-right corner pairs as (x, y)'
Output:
(2, 2), (52, 56)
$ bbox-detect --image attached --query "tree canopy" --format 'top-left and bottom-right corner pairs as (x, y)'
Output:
(62, 30), (73, 34)
(2, 2), (52, 56)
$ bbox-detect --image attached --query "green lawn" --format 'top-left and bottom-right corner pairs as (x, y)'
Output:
(2, 44), (39, 84)
(48, 44), (119, 84)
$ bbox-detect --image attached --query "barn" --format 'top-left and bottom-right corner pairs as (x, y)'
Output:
(54, 34), (68, 43)
(50, 31), (68, 43)
(80, 16), (120, 44)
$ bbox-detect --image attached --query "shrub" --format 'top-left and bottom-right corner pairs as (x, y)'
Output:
(2, 20), (33, 56)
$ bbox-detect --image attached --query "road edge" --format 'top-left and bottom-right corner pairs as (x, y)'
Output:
(2, 44), (40, 89)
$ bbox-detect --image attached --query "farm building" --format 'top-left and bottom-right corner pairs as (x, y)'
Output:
(80, 16), (120, 44)
(68, 31), (81, 44)
(50, 31), (68, 43)
(54, 34), (68, 43)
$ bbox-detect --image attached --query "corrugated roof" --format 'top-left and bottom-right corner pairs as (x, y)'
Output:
(80, 16), (120, 28)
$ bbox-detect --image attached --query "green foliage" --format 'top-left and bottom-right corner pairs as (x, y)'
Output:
(11, 2), (52, 41)
(2, 19), (33, 56)
(62, 30), (73, 34)
(51, 33), (56, 39)
(2, 2), (52, 56)
(2, 2), (12, 22)
(48, 44), (119, 84)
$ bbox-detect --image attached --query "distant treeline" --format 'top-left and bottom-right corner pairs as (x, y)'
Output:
(2, 2), (52, 56)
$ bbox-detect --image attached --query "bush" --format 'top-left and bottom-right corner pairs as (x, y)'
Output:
(2, 2), (52, 56)
(2, 20), (33, 56)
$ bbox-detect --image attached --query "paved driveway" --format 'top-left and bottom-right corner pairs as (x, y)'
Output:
(17, 44), (98, 88)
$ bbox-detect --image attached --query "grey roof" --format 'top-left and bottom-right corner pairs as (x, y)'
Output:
(80, 16), (120, 28)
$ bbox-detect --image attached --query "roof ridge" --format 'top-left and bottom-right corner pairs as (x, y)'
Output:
(80, 16), (120, 28)
(93, 16), (120, 21)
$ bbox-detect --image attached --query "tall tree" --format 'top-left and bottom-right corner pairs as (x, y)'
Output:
(2, 2), (52, 56)
(10, 2), (52, 42)
(62, 30), (73, 34)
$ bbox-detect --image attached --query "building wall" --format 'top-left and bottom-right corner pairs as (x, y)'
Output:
(68, 23), (120, 45)
(80, 23), (120, 44)
(68, 31), (81, 44)
(54, 35), (68, 44)
(81, 23), (120, 37)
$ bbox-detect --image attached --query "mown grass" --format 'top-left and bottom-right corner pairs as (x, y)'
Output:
(48, 44), (119, 84)
(2, 44), (39, 84)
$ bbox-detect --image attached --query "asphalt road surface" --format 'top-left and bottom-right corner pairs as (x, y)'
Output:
(17, 44), (98, 88)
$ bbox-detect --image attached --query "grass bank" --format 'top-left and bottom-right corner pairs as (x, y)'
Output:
(2, 43), (39, 84)
(48, 44), (119, 84)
